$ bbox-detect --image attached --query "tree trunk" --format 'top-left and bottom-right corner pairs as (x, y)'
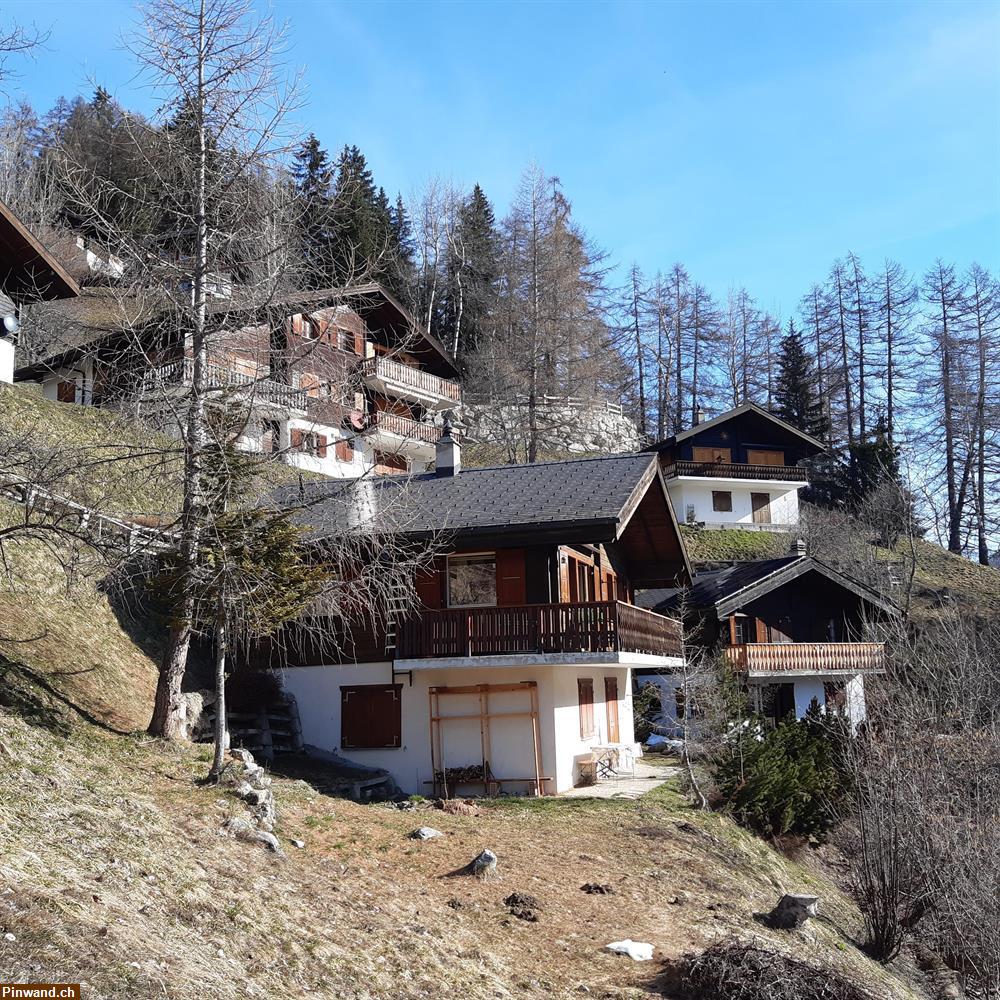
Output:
(208, 599), (228, 781)
(148, 0), (210, 740)
(632, 270), (646, 438)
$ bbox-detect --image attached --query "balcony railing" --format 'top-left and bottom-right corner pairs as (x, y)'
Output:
(664, 460), (809, 482)
(724, 642), (886, 674)
(141, 358), (308, 412)
(361, 355), (461, 404)
(396, 601), (683, 659)
(363, 409), (442, 445)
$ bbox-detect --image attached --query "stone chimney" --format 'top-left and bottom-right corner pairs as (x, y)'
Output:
(790, 537), (807, 557)
(435, 412), (461, 477)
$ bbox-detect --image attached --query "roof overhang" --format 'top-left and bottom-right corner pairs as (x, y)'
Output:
(713, 557), (900, 618)
(0, 198), (80, 302)
(644, 402), (825, 456)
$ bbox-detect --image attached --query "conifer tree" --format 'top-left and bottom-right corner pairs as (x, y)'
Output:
(773, 319), (827, 439)
(291, 132), (334, 288)
(330, 143), (393, 283)
(441, 183), (499, 363)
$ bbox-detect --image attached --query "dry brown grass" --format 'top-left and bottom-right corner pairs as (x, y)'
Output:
(0, 704), (928, 1000)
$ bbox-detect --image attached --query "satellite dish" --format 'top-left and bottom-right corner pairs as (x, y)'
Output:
(3, 315), (18, 335)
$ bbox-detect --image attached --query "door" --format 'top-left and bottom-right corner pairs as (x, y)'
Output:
(604, 677), (620, 744)
(751, 492), (772, 524)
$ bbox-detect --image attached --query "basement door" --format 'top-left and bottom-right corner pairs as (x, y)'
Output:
(751, 492), (772, 524)
(605, 677), (620, 744)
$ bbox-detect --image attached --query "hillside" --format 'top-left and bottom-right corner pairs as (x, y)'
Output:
(0, 702), (929, 1000)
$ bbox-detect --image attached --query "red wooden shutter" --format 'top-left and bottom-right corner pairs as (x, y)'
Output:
(415, 557), (444, 609)
(290, 428), (305, 451)
(353, 326), (365, 355)
(578, 678), (595, 738)
(341, 685), (402, 749)
(605, 677), (620, 743)
(495, 549), (526, 606)
(316, 434), (328, 458)
(335, 438), (354, 462)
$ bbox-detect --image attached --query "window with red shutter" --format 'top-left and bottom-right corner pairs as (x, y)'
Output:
(341, 685), (402, 749)
(578, 678), (595, 738)
(316, 434), (328, 458)
(335, 438), (355, 462)
(290, 428), (305, 451)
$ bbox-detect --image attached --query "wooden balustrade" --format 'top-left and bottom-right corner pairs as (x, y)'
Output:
(143, 358), (308, 411)
(362, 355), (461, 402)
(723, 642), (886, 674)
(663, 460), (809, 482)
(366, 410), (442, 444)
(396, 601), (683, 659)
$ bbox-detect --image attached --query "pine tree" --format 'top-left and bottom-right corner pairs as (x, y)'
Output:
(291, 133), (334, 287)
(330, 144), (393, 284)
(773, 320), (827, 439)
(440, 183), (499, 363)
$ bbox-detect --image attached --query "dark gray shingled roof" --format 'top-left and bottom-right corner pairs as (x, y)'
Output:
(638, 558), (801, 612)
(282, 452), (662, 543)
(638, 555), (898, 616)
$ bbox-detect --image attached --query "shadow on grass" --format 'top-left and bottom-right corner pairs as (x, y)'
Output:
(0, 653), (134, 735)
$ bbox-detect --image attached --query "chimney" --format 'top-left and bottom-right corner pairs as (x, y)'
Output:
(435, 412), (461, 477)
(790, 537), (807, 557)
(695, 405), (706, 425)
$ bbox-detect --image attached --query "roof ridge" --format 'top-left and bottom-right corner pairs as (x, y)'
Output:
(459, 452), (648, 474)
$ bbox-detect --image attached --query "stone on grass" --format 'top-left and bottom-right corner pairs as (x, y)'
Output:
(605, 939), (654, 961)
(581, 883), (614, 895)
(470, 849), (498, 880)
(289, 838), (305, 849)
(768, 893), (820, 929)
(409, 827), (443, 840)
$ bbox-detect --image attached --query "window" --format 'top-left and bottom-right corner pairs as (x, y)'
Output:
(731, 615), (754, 644)
(712, 490), (733, 512)
(335, 437), (355, 462)
(578, 678), (595, 738)
(290, 429), (327, 458)
(340, 684), (402, 749)
(447, 553), (496, 607)
(303, 316), (320, 340)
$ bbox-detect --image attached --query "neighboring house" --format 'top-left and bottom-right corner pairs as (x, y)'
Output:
(14, 281), (460, 479)
(636, 550), (899, 733)
(263, 438), (691, 795)
(0, 200), (80, 382)
(643, 403), (825, 530)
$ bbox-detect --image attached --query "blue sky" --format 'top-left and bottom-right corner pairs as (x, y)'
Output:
(5, 0), (999, 315)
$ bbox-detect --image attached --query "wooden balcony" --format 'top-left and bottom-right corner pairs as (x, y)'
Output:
(363, 410), (442, 446)
(361, 355), (461, 407)
(664, 460), (809, 482)
(723, 642), (886, 675)
(396, 601), (683, 660)
(141, 358), (308, 412)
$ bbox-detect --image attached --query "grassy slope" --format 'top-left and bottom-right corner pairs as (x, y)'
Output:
(0, 708), (926, 1000)
(680, 526), (790, 564)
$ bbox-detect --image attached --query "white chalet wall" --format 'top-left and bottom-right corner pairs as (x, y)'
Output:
(666, 480), (802, 527)
(278, 660), (641, 795)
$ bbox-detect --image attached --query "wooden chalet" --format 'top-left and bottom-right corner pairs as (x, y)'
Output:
(266, 443), (691, 796)
(638, 552), (899, 730)
(14, 281), (460, 478)
(644, 402), (825, 529)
